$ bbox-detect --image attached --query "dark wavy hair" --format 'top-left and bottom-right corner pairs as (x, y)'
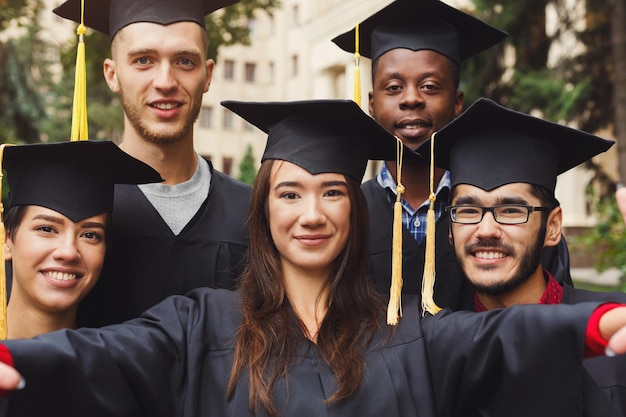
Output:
(227, 159), (385, 416)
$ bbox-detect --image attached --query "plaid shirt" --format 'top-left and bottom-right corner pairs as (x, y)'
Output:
(377, 163), (451, 244)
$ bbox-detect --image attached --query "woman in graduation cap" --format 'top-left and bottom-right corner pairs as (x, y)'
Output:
(1, 141), (161, 339)
(0, 101), (625, 417)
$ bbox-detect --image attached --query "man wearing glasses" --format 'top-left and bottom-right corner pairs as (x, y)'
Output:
(424, 97), (626, 414)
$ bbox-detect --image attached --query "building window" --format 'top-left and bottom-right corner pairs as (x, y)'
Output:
(292, 5), (300, 27)
(291, 54), (298, 77)
(222, 157), (233, 176)
(247, 17), (257, 37)
(245, 62), (256, 83)
(224, 59), (235, 80)
(268, 61), (275, 84)
(223, 109), (235, 129)
(199, 106), (213, 128)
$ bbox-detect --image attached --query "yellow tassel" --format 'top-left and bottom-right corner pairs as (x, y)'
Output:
(0, 144), (12, 340)
(421, 133), (442, 315)
(353, 24), (361, 105)
(71, 0), (88, 141)
(387, 139), (404, 325)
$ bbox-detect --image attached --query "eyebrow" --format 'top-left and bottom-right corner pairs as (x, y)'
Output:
(273, 180), (349, 190)
(453, 195), (530, 206)
(127, 48), (203, 59)
(31, 214), (106, 230)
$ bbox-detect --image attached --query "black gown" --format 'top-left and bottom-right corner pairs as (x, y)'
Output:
(0, 288), (609, 417)
(362, 179), (573, 311)
(77, 163), (251, 327)
(563, 285), (626, 416)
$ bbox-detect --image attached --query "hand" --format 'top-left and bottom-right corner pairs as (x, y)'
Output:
(0, 361), (23, 391)
(616, 184), (626, 225)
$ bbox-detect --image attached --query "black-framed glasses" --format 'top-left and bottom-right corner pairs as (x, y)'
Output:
(447, 204), (553, 225)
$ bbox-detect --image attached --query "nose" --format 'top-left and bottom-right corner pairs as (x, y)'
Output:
(399, 85), (424, 109)
(299, 197), (326, 227)
(474, 210), (502, 239)
(52, 235), (80, 262)
(153, 63), (178, 92)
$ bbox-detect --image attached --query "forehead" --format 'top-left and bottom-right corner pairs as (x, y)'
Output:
(452, 183), (537, 203)
(374, 48), (456, 79)
(113, 21), (206, 55)
(269, 160), (346, 185)
(21, 205), (109, 224)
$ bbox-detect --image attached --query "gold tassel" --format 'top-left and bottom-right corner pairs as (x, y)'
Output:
(353, 24), (361, 105)
(387, 138), (404, 325)
(421, 133), (442, 315)
(0, 144), (13, 340)
(71, 0), (88, 141)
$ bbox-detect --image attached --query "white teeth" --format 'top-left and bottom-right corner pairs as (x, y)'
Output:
(153, 103), (177, 110)
(475, 251), (505, 260)
(47, 271), (77, 281)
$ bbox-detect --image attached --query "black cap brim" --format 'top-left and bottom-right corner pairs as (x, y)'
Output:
(3, 141), (162, 222)
(221, 99), (422, 181)
(420, 98), (614, 192)
(332, 0), (507, 64)
(53, 0), (239, 37)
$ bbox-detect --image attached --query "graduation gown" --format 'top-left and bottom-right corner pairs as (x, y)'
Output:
(77, 163), (251, 327)
(0, 289), (603, 417)
(563, 285), (626, 416)
(362, 179), (573, 311)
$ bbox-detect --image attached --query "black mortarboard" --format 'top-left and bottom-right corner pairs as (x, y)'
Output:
(427, 97), (615, 193)
(2, 140), (163, 222)
(53, 0), (239, 38)
(332, 0), (507, 65)
(221, 99), (419, 182)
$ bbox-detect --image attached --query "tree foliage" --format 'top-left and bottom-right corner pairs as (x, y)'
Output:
(238, 143), (257, 185)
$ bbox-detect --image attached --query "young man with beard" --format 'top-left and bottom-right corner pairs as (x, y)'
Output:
(53, 0), (252, 327)
(333, 0), (572, 311)
(430, 97), (626, 415)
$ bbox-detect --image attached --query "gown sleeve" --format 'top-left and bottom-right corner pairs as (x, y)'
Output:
(421, 302), (600, 417)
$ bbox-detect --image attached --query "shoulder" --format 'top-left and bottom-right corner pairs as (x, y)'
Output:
(563, 284), (626, 304)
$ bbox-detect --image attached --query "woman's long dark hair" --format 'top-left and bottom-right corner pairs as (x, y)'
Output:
(227, 160), (385, 416)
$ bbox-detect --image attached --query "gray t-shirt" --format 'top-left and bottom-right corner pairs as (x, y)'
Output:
(138, 156), (211, 235)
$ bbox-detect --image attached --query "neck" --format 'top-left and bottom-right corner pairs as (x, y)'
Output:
(385, 161), (445, 209)
(120, 129), (198, 185)
(476, 268), (548, 310)
(281, 264), (330, 343)
(7, 295), (77, 339)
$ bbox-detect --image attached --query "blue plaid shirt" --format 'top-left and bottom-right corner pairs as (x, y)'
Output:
(377, 164), (451, 244)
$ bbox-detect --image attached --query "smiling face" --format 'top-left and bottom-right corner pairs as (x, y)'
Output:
(369, 48), (463, 151)
(104, 21), (213, 145)
(449, 183), (562, 298)
(6, 206), (107, 314)
(267, 161), (351, 280)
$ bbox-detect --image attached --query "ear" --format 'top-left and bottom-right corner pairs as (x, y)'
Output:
(203, 59), (214, 94)
(103, 58), (120, 93)
(454, 91), (464, 117)
(543, 206), (562, 247)
(368, 91), (375, 117)
(4, 239), (13, 261)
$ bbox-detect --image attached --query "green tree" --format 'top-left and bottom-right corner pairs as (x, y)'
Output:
(0, 0), (47, 145)
(238, 143), (257, 185)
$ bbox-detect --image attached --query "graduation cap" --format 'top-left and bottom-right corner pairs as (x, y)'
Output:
(428, 97), (615, 193)
(332, 0), (507, 66)
(2, 140), (163, 222)
(53, 0), (239, 38)
(414, 97), (614, 316)
(221, 99), (420, 182)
